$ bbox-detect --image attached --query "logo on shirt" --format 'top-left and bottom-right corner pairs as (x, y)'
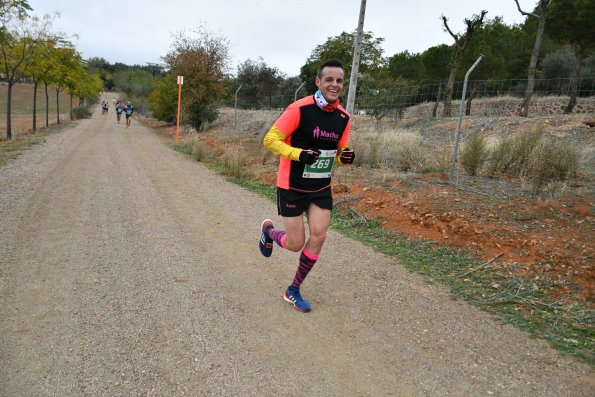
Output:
(313, 126), (339, 142)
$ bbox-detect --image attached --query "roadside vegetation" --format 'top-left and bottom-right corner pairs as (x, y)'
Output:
(70, 106), (92, 120)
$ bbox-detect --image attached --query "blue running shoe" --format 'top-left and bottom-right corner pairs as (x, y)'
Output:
(284, 286), (312, 313)
(259, 219), (274, 257)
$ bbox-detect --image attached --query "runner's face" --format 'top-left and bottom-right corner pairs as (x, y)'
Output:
(315, 66), (344, 103)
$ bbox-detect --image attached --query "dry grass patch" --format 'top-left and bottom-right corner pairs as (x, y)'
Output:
(350, 124), (428, 172)
(381, 131), (427, 172)
(191, 137), (211, 162)
(221, 144), (249, 178)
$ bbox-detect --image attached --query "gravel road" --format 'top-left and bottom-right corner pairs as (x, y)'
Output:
(0, 99), (593, 396)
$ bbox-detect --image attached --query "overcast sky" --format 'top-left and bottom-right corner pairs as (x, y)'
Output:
(26, 0), (535, 76)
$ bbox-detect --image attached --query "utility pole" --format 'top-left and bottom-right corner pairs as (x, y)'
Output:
(346, 0), (367, 115)
(176, 76), (183, 144)
(234, 85), (242, 132)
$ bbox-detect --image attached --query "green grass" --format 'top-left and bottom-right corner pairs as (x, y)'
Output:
(170, 133), (595, 367)
(172, 141), (193, 156)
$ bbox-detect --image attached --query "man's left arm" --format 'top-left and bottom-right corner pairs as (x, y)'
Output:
(336, 118), (354, 165)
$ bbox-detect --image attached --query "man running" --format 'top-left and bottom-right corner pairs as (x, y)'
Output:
(258, 59), (355, 313)
(124, 101), (134, 128)
(115, 101), (123, 124)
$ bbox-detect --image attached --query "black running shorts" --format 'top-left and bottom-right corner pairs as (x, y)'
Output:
(276, 187), (332, 217)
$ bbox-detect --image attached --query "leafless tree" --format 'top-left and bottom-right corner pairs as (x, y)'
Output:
(441, 10), (487, 117)
(515, 0), (554, 117)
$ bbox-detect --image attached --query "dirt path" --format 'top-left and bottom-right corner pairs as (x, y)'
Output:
(0, 97), (592, 396)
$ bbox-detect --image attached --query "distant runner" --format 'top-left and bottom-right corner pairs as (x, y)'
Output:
(101, 100), (109, 115)
(115, 101), (123, 124)
(125, 102), (134, 128)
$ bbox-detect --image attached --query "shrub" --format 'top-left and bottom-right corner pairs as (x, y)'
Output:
(488, 128), (544, 176)
(488, 136), (514, 174)
(186, 102), (218, 132)
(510, 128), (544, 174)
(460, 132), (488, 176)
(71, 107), (91, 120)
(148, 74), (177, 123)
(526, 138), (580, 193)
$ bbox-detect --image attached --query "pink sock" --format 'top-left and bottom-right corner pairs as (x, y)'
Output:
(268, 228), (287, 249)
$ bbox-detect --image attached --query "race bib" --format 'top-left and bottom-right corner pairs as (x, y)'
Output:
(302, 149), (337, 178)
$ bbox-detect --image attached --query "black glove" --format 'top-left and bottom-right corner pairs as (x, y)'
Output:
(299, 149), (321, 165)
(340, 148), (355, 164)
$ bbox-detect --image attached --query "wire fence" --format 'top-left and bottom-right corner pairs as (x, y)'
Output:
(228, 77), (595, 118)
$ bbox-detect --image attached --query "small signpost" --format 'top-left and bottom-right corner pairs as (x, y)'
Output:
(176, 76), (183, 144)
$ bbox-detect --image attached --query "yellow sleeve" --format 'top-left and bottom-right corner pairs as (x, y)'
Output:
(263, 124), (302, 161)
(336, 146), (348, 166)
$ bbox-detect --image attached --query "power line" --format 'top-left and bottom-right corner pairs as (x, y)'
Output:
(214, 0), (252, 25)
(226, 0), (292, 39)
(218, 0), (270, 32)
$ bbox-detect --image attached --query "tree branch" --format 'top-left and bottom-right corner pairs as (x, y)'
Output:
(472, 10), (488, 29)
(441, 15), (459, 42)
(461, 253), (504, 276)
(514, 0), (539, 18)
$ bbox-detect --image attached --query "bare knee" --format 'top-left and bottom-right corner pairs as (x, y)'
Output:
(284, 236), (305, 252)
(308, 229), (327, 247)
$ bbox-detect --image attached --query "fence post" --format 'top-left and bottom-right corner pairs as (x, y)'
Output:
(450, 55), (484, 183)
(294, 82), (305, 102)
(234, 85), (242, 131)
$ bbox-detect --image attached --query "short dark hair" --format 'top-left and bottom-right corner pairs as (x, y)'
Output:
(317, 59), (344, 78)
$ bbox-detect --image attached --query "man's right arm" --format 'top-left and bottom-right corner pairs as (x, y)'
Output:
(263, 124), (301, 161)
